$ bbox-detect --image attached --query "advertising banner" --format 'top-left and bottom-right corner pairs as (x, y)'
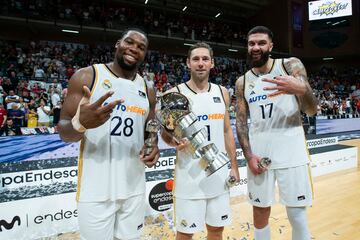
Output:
(0, 133), (357, 239)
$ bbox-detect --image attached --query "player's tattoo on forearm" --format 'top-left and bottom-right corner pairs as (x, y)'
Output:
(285, 58), (318, 115)
(235, 79), (252, 160)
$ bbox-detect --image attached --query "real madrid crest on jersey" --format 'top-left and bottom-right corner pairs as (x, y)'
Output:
(102, 79), (112, 89)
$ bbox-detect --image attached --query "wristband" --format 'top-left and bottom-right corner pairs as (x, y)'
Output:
(71, 96), (88, 133)
(71, 115), (86, 133)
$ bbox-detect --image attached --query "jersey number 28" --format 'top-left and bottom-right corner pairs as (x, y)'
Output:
(110, 116), (134, 136)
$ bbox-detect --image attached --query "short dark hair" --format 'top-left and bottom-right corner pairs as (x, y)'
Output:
(120, 28), (148, 43)
(247, 26), (273, 41)
(187, 42), (213, 59)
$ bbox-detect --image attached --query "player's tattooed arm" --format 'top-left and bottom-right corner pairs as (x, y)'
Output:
(284, 57), (318, 116)
(235, 76), (252, 160)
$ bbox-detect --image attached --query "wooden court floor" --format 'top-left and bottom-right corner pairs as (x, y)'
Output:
(48, 139), (360, 240)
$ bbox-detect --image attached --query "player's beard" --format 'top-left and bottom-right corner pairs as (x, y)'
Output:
(247, 50), (270, 68)
(116, 55), (138, 71)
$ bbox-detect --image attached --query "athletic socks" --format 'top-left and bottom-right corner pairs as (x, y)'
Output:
(254, 224), (270, 240)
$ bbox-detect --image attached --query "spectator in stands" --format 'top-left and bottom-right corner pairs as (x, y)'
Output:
(27, 108), (37, 128)
(51, 87), (61, 108)
(351, 85), (360, 100)
(52, 79), (63, 92)
(37, 99), (51, 126)
(357, 99), (360, 115)
(0, 103), (7, 129)
(5, 90), (20, 110)
(31, 82), (42, 96)
(18, 97), (26, 112)
(346, 98), (351, 114)
(0, 118), (21, 136)
(0, 86), (4, 104)
(39, 91), (49, 105)
(27, 99), (37, 111)
(52, 100), (61, 127)
(34, 65), (46, 79)
(2, 77), (15, 94)
(22, 90), (33, 104)
(160, 70), (168, 86)
(7, 103), (24, 127)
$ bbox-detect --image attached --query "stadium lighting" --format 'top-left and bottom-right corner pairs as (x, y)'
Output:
(323, 57), (334, 61)
(62, 29), (79, 34)
(182, 6), (187, 11)
(184, 43), (194, 46)
(228, 48), (238, 52)
(215, 13), (221, 18)
(145, 0), (149, 4)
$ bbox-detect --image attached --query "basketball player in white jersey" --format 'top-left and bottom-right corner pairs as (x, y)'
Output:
(235, 26), (318, 240)
(162, 42), (240, 240)
(58, 29), (160, 240)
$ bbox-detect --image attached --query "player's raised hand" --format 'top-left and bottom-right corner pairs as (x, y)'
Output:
(262, 76), (306, 97)
(78, 86), (124, 129)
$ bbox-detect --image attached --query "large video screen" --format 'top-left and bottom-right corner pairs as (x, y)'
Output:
(308, 0), (352, 21)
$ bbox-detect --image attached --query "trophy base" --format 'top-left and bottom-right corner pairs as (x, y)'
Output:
(204, 152), (230, 176)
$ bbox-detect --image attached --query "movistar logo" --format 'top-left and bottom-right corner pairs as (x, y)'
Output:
(0, 216), (21, 231)
(249, 94), (267, 103)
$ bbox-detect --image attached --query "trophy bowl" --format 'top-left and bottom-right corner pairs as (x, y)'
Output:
(156, 92), (191, 132)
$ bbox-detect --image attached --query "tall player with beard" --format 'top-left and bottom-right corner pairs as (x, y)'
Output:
(59, 29), (160, 240)
(235, 26), (317, 240)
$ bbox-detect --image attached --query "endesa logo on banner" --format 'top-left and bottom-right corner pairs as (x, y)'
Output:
(146, 156), (176, 171)
(0, 167), (78, 189)
(308, 0), (352, 21)
(148, 180), (174, 212)
(32, 209), (78, 225)
(306, 136), (338, 149)
(0, 193), (78, 240)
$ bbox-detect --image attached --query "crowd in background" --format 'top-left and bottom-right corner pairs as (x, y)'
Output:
(0, 39), (359, 136)
(2, 0), (248, 46)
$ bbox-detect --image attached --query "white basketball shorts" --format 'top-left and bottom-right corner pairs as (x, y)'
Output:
(175, 193), (231, 234)
(247, 164), (313, 207)
(77, 194), (145, 240)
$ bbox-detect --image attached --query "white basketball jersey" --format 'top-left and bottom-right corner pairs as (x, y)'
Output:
(244, 59), (310, 169)
(174, 82), (228, 199)
(77, 64), (149, 202)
